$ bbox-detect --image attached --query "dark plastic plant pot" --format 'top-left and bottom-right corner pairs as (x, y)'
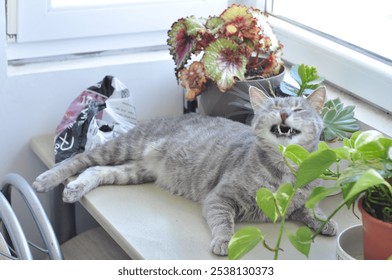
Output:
(198, 67), (285, 124)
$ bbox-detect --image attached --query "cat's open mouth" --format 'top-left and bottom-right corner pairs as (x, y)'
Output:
(270, 124), (301, 138)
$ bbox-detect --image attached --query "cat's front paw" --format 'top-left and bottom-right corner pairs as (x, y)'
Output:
(62, 181), (87, 203)
(319, 219), (338, 236)
(210, 236), (231, 256)
(33, 170), (63, 192)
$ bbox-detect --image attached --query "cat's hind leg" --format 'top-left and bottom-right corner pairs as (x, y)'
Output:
(289, 206), (338, 236)
(62, 161), (156, 203)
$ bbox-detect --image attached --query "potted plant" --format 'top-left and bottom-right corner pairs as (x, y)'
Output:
(167, 4), (285, 122)
(280, 64), (359, 142)
(228, 129), (392, 260)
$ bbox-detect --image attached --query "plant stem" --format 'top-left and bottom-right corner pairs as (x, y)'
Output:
(273, 214), (286, 260)
(273, 185), (298, 259)
(283, 157), (297, 176)
(319, 175), (338, 181)
(297, 83), (307, 97)
(311, 200), (347, 240)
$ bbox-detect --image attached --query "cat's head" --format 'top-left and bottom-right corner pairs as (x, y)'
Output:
(249, 86), (326, 151)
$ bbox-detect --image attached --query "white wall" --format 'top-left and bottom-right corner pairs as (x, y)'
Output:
(1, 14), (183, 181)
(0, 2), (183, 257)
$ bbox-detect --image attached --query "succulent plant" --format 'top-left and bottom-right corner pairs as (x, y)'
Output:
(321, 97), (360, 141)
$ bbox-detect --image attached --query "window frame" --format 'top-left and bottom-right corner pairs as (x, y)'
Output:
(6, 0), (229, 60)
(263, 0), (392, 114)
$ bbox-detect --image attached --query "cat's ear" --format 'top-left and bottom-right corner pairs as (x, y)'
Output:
(307, 86), (326, 113)
(249, 86), (271, 112)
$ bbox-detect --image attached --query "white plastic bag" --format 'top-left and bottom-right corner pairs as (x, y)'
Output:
(54, 76), (137, 163)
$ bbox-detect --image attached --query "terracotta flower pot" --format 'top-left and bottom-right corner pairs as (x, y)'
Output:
(358, 197), (392, 260)
(198, 67), (285, 124)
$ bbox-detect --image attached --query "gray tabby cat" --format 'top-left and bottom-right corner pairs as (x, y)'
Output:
(33, 86), (337, 256)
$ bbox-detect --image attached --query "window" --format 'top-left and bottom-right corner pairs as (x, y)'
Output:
(268, 0), (391, 63)
(263, 0), (392, 114)
(6, 0), (229, 60)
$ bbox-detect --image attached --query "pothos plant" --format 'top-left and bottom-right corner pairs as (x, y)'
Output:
(228, 130), (392, 260)
(281, 64), (359, 142)
(167, 4), (284, 101)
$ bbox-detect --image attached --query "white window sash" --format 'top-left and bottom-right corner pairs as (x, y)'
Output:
(13, 0), (228, 43)
(6, 0), (229, 60)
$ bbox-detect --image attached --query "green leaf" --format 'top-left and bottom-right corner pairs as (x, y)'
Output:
(282, 144), (310, 167)
(206, 16), (224, 34)
(344, 169), (391, 202)
(228, 227), (264, 260)
(305, 186), (341, 209)
(332, 146), (354, 161)
(307, 76), (325, 85)
(298, 64), (321, 84)
(184, 16), (207, 36)
(318, 141), (329, 151)
(354, 130), (383, 148)
(354, 130), (392, 159)
(256, 188), (279, 222)
(295, 149), (337, 188)
(202, 38), (247, 92)
(287, 227), (312, 257)
(275, 183), (294, 214)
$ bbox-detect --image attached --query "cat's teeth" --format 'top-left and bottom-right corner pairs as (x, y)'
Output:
(277, 125), (282, 134)
(271, 124), (300, 137)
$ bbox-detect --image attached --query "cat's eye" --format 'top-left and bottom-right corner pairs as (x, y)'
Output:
(293, 108), (303, 112)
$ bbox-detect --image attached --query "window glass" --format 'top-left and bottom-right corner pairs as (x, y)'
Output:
(12, 0), (228, 43)
(269, 0), (392, 64)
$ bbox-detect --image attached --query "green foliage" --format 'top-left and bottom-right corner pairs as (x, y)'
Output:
(228, 130), (392, 260)
(279, 64), (359, 142)
(228, 227), (264, 260)
(280, 64), (325, 97)
(287, 227), (312, 257)
(321, 97), (360, 141)
(294, 149), (336, 188)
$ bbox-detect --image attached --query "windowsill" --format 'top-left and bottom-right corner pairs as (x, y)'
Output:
(7, 47), (171, 76)
(325, 82), (392, 137)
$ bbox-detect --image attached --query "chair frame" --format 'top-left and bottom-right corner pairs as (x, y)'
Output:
(0, 173), (63, 260)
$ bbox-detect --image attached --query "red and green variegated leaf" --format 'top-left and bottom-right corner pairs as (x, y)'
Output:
(202, 38), (247, 92)
(184, 16), (207, 37)
(219, 4), (259, 43)
(205, 16), (225, 35)
(167, 19), (197, 70)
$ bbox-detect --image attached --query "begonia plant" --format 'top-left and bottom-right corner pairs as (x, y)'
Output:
(167, 4), (284, 100)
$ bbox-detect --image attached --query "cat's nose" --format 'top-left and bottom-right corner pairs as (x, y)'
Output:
(280, 110), (289, 123)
